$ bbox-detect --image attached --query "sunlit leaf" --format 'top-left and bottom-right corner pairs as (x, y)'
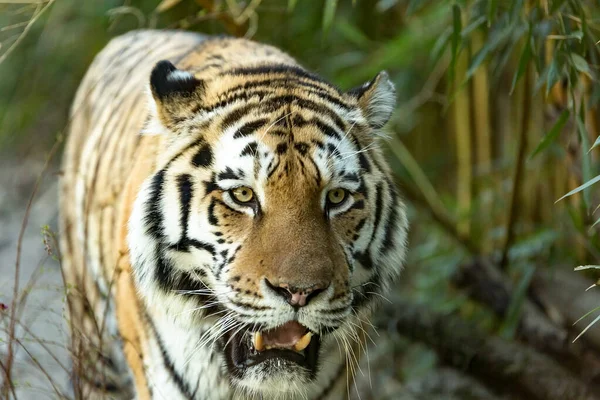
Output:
(574, 306), (600, 325)
(589, 134), (600, 152)
(571, 53), (592, 78)
(510, 26), (532, 94)
(155, 0), (182, 13)
(287, 0), (298, 12)
(574, 265), (600, 271)
(573, 313), (600, 343)
(322, 0), (338, 32)
(556, 174), (600, 203)
(530, 109), (569, 159)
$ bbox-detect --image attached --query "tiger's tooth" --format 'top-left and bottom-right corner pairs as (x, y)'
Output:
(253, 332), (264, 352)
(294, 332), (312, 352)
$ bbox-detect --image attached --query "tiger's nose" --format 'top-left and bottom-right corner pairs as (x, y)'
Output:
(265, 280), (328, 307)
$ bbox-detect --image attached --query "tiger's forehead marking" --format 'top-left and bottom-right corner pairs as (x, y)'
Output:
(211, 108), (364, 197)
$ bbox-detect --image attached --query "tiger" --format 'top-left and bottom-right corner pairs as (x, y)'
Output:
(59, 29), (408, 400)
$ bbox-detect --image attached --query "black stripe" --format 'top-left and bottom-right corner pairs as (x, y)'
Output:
(169, 238), (217, 256)
(177, 174), (193, 237)
(240, 141), (258, 157)
(222, 64), (330, 87)
(217, 167), (240, 181)
(144, 169), (166, 239)
(214, 94), (346, 133)
(207, 197), (219, 226)
(191, 143), (213, 167)
(382, 185), (400, 254)
(351, 272), (381, 310)
(371, 182), (384, 245)
(149, 317), (196, 399)
(218, 76), (349, 108)
(233, 118), (270, 139)
(314, 119), (342, 140)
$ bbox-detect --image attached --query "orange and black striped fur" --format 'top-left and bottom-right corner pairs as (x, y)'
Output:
(59, 30), (408, 399)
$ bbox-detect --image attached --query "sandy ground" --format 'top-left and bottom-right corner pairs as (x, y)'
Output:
(0, 158), (70, 399)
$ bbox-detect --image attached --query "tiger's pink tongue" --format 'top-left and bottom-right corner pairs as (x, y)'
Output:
(263, 321), (307, 348)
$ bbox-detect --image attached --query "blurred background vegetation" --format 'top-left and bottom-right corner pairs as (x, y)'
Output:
(2, 0), (600, 399)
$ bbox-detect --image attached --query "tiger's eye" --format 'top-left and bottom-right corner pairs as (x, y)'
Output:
(231, 187), (254, 203)
(327, 188), (347, 205)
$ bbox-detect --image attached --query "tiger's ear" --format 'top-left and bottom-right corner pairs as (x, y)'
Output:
(347, 71), (396, 129)
(148, 60), (205, 130)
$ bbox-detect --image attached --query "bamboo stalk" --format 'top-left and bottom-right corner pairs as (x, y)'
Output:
(472, 30), (493, 253)
(454, 41), (473, 236)
(500, 65), (532, 269)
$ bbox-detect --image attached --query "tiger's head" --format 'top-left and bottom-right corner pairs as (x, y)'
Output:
(128, 42), (408, 398)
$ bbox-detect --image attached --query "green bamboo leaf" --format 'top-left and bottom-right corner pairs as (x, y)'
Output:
(430, 27), (452, 64)
(545, 57), (561, 97)
(573, 313), (600, 343)
(573, 305), (600, 325)
(461, 15), (486, 38)
(322, 0), (338, 32)
(530, 109), (570, 159)
(590, 135), (600, 152)
(464, 27), (510, 81)
(577, 105), (592, 209)
(450, 3), (462, 80)
(287, 0), (298, 12)
(510, 27), (532, 94)
(556, 174), (600, 203)
(487, 0), (497, 26)
(572, 54), (592, 77)
(569, 30), (584, 41)
(574, 265), (600, 271)
(500, 266), (535, 340)
(550, 0), (567, 13)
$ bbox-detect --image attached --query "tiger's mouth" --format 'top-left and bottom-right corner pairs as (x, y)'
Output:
(223, 320), (321, 377)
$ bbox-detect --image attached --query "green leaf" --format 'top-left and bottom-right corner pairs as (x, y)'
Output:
(550, 0), (567, 13)
(322, 0), (338, 32)
(510, 27), (532, 94)
(464, 27), (510, 81)
(500, 266), (536, 340)
(578, 103), (592, 209)
(287, 0), (298, 12)
(545, 57), (561, 97)
(590, 135), (600, 152)
(461, 15), (486, 39)
(450, 4), (462, 80)
(430, 27), (452, 64)
(556, 174), (600, 203)
(335, 20), (371, 49)
(574, 265), (600, 271)
(530, 109), (570, 159)
(572, 54), (592, 77)
(573, 312), (600, 343)
(487, 0), (498, 26)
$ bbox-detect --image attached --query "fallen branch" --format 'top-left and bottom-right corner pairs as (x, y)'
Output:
(386, 298), (598, 400)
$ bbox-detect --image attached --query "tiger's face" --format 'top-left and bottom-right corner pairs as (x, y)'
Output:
(128, 56), (408, 397)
